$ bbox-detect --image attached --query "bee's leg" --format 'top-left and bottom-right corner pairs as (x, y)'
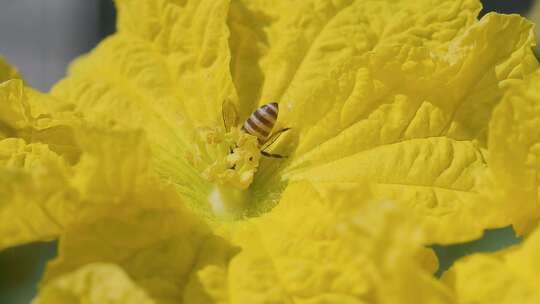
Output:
(229, 143), (240, 155)
(261, 127), (291, 151)
(261, 151), (287, 158)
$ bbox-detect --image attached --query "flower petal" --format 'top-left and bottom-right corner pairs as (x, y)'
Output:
(36, 128), (236, 304)
(0, 138), (75, 250)
(443, 226), (540, 303)
(71, 128), (151, 204)
(34, 263), (155, 304)
(0, 127), (160, 251)
(0, 79), (30, 138)
(184, 182), (454, 303)
(0, 77), (83, 249)
(0, 55), (21, 82)
(50, 0), (237, 209)
(41, 183), (233, 304)
(44, 0), (539, 244)
(488, 70), (540, 234)
(0, 79), (81, 161)
(250, 7), (535, 243)
(286, 137), (489, 244)
(0, 91), (175, 252)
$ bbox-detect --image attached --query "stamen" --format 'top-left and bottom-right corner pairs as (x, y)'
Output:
(186, 126), (261, 190)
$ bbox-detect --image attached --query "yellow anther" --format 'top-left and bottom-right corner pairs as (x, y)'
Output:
(186, 126), (260, 190)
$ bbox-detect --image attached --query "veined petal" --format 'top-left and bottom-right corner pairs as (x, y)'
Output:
(232, 0), (480, 110)
(239, 4), (536, 243)
(286, 137), (490, 244)
(34, 263), (155, 304)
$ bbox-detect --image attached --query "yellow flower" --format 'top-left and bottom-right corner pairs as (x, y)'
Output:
(50, 0), (537, 243)
(0, 0), (539, 302)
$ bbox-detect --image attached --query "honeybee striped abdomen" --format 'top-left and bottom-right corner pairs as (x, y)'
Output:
(242, 102), (278, 144)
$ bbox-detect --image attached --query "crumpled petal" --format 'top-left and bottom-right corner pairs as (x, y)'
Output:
(246, 4), (536, 243)
(30, 126), (229, 304)
(34, 263), (155, 304)
(0, 66), (82, 249)
(0, 55), (21, 82)
(443, 225), (540, 303)
(41, 178), (232, 304)
(0, 127), (160, 250)
(50, 0), (237, 209)
(0, 78), (81, 161)
(0, 138), (75, 250)
(488, 69), (540, 234)
(184, 182), (454, 303)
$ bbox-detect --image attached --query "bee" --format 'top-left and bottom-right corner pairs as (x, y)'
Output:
(223, 99), (290, 158)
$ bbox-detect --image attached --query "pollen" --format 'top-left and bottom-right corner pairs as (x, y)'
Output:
(186, 126), (261, 190)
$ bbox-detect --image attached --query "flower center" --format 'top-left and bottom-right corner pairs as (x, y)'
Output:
(186, 126), (261, 190)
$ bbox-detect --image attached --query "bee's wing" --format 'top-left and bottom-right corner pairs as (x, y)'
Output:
(222, 98), (239, 131)
(261, 127), (291, 151)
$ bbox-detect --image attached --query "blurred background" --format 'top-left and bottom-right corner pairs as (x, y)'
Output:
(0, 1), (115, 303)
(0, 0), (535, 303)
